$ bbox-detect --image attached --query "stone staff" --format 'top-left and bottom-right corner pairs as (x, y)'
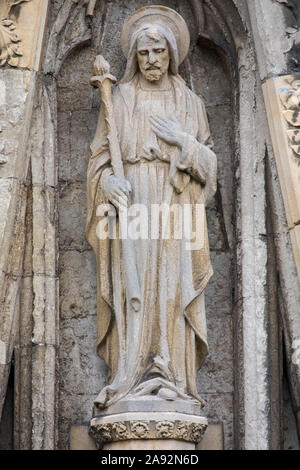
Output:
(90, 55), (141, 312)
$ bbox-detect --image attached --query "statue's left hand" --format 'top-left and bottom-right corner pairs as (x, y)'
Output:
(150, 116), (186, 149)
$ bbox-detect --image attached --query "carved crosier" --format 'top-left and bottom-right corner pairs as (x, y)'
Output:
(0, 0), (31, 67)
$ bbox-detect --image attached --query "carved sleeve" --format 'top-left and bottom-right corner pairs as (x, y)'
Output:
(176, 97), (217, 204)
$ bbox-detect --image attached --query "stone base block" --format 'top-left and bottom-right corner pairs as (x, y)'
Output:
(70, 425), (97, 451)
(89, 412), (208, 449)
(95, 396), (202, 416)
(103, 439), (195, 450)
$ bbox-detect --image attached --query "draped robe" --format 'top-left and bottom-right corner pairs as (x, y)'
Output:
(86, 74), (217, 409)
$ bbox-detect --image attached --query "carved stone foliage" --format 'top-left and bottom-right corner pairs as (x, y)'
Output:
(0, 0), (31, 66)
(0, 0), (100, 70)
(275, 0), (300, 68)
(279, 77), (300, 156)
(92, 423), (112, 444)
(90, 417), (207, 446)
(156, 421), (175, 439)
(130, 421), (150, 439)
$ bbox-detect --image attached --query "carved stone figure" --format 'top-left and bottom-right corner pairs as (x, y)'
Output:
(86, 6), (217, 415)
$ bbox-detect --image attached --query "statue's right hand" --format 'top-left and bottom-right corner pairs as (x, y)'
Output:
(101, 174), (132, 210)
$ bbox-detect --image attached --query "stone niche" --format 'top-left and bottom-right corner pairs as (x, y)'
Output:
(57, 0), (234, 450)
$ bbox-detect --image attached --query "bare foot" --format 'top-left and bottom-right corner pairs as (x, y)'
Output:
(157, 387), (178, 401)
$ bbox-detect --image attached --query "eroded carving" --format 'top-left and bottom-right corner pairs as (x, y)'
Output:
(275, 0), (300, 68)
(130, 421), (150, 439)
(111, 421), (129, 440)
(190, 423), (207, 443)
(156, 421), (175, 439)
(91, 423), (112, 443)
(0, 0), (31, 67)
(175, 422), (190, 440)
(279, 77), (300, 156)
(90, 416), (207, 445)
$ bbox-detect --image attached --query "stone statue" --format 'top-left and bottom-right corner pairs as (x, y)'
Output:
(86, 6), (217, 419)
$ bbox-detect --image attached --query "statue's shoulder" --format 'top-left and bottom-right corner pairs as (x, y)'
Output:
(113, 76), (138, 101)
(113, 82), (130, 96)
(111, 77), (138, 118)
(172, 75), (205, 108)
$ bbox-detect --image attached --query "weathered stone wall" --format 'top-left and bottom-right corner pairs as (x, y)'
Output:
(56, 0), (235, 450)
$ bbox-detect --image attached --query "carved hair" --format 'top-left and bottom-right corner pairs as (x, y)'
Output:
(121, 23), (179, 83)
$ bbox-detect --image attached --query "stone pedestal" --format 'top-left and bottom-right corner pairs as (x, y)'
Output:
(89, 412), (208, 450)
(70, 423), (224, 450)
(103, 440), (196, 451)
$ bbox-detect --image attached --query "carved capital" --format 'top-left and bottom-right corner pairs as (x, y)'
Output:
(89, 412), (208, 448)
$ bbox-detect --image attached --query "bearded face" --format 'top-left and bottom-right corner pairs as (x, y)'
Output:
(136, 29), (170, 82)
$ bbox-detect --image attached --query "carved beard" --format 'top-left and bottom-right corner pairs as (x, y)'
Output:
(143, 68), (163, 82)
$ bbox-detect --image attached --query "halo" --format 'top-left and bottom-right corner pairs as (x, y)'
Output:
(120, 6), (190, 65)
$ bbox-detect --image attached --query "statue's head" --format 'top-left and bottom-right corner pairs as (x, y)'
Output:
(136, 26), (170, 82)
(120, 6), (190, 83)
